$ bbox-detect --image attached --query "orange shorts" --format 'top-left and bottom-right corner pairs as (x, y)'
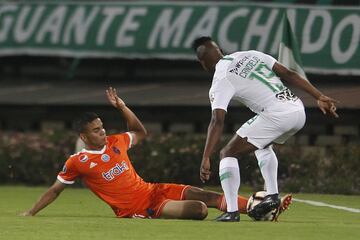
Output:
(113, 183), (189, 219)
(149, 183), (190, 218)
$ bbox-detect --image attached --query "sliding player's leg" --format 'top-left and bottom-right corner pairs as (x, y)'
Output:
(183, 186), (248, 214)
(272, 194), (293, 222)
(153, 184), (292, 221)
(183, 187), (293, 221)
(159, 200), (208, 220)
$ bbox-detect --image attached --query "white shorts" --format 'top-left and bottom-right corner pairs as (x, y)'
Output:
(236, 108), (306, 149)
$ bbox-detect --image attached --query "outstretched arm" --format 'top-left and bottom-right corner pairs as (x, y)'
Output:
(272, 62), (339, 118)
(200, 109), (226, 183)
(20, 180), (66, 216)
(106, 87), (147, 145)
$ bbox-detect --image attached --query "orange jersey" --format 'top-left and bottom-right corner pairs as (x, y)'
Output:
(58, 133), (164, 217)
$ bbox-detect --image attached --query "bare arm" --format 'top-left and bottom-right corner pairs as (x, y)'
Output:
(200, 109), (226, 183)
(273, 62), (339, 118)
(106, 87), (147, 145)
(20, 180), (66, 216)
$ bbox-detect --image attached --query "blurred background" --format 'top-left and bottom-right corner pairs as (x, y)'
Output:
(0, 0), (359, 194)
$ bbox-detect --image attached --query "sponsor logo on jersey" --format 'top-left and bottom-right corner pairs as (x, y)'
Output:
(101, 154), (110, 162)
(112, 146), (120, 154)
(102, 161), (129, 181)
(275, 88), (298, 102)
(79, 154), (89, 163)
(229, 55), (249, 75)
(229, 56), (260, 78)
(62, 165), (67, 173)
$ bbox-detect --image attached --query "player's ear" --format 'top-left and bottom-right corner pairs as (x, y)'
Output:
(79, 133), (87, 143)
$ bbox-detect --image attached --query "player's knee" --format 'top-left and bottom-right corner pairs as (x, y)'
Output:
(193, 201), (208, 220)
(220, 146), (231, 159)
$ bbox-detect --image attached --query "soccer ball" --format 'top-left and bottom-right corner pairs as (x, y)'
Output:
(246, 191), (277, 221)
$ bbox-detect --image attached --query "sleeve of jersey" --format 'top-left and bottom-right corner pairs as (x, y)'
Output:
(210, 79), (235, 112)
(114, 132), (134, 150)
(258, 51), (277, 69)
(124, 132), (134, 149)
(57, 159), (79, 185)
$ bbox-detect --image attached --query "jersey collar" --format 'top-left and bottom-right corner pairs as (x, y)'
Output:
(221, 56), (234, 61)
(82, 145), (106, 154)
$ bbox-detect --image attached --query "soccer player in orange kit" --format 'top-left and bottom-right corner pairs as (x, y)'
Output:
(21, 87), (291, 220)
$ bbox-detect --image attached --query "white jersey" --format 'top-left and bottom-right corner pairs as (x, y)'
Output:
(209, 50), (303, 114)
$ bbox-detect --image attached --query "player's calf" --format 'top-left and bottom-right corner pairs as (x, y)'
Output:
(160, 200), (208, 220)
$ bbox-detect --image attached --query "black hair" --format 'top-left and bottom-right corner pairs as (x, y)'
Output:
(192, 36), (212, 52)
(74, 112), (99, 134)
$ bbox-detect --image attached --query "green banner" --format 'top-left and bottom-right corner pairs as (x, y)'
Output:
(0, 2), (359, 75)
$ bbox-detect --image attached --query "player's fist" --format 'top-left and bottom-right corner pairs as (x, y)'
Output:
(200, 158), (211, 183)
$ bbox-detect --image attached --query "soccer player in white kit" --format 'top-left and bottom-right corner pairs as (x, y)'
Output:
(192, 36), (339, 222)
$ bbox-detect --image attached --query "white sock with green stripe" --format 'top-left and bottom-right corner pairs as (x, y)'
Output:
(219, 157), (240, 212)
(255, 145), (278, 195)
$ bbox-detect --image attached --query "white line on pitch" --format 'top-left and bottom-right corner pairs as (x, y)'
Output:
(293, 198), (360, 213)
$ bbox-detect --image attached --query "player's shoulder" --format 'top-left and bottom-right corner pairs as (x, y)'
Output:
(69, 151), (82, 159)
(107, 132), (128, 141)
(214, 52), (249, 79)
(224, 51), (258, 69)
(107, 132), (133, 150)
(245, 50), (274, 60)
(246, 50), (261, 54)
(67, 150), (88, 164)
(107, 132), (132, 145)
(227, 50), (256, 59)
(214, 56), (234, 79)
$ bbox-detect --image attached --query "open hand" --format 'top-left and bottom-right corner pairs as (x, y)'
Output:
(106, 87), (126, 109)
(317, 95), (339, 118)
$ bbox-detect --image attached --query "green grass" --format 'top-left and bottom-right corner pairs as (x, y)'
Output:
(0, 186), (359, 240)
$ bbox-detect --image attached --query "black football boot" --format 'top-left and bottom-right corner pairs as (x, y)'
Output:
(215, 211), (240, 222)
(248, 193), (280, 221)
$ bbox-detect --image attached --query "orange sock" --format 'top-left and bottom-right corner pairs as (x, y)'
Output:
(217, 194), (248, 214)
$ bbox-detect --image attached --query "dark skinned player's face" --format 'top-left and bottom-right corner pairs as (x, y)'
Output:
(196, 41), (223, 73)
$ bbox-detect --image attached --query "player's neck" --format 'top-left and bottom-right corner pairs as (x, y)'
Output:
(209, 57), (221, 73)
(86, 144), (105, 151)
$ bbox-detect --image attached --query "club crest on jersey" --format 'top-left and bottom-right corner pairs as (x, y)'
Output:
(79, 155), (89, 163)
(101, 154), (110, 162)
(112, 146), (120, 155)
(102, 161), (129, 181)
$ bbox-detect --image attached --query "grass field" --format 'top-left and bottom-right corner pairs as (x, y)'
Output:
(0, 186), (359, 240)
